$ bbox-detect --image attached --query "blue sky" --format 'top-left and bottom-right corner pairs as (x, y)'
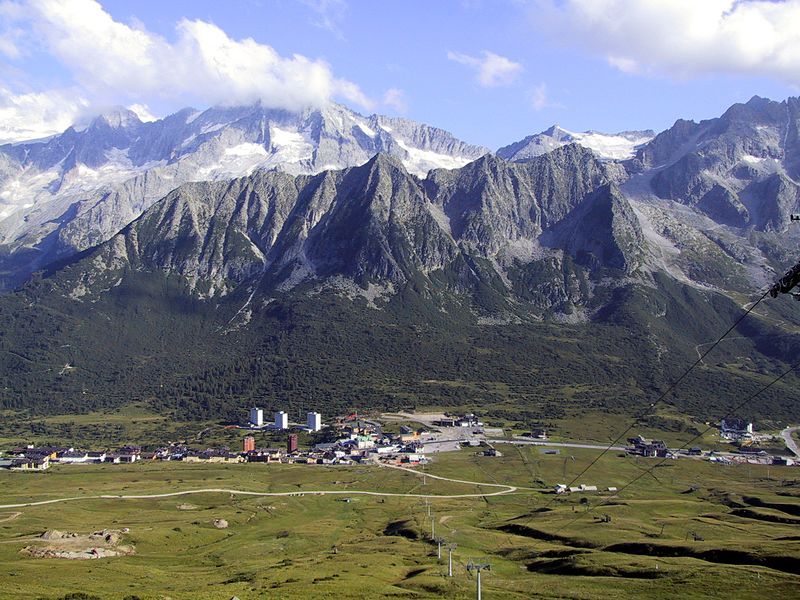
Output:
(1, 0), (798, 147)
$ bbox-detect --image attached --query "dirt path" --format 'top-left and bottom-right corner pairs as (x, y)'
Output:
(0, 511), (21, 522)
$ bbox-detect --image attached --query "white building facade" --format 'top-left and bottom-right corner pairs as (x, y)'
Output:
(249, 407), (264, 427)
(307, 412), (322, 432)
(275, 411), (288, 430)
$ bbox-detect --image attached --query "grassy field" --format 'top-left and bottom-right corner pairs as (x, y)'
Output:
(1, 446), (798, 599)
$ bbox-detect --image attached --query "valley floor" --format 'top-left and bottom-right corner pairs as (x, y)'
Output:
(1, 446), (799, 599)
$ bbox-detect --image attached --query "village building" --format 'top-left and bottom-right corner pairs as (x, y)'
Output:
(58, 451), (91, 464)
(720, 418), (754, 442)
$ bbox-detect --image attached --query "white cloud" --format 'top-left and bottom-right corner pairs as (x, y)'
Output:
(127, 103), (156, 123)
(28, 0), (372, 109)
(0, 0), (374, 141)
(538, 0), (800, 84)
(382, 88), (408, 113)
(447, 50), (523, 87)
(0, 87), (88, 143)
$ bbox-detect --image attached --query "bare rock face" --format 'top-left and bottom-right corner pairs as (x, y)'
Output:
(628, 95), (800, 232)
(543, 183), (644, 274)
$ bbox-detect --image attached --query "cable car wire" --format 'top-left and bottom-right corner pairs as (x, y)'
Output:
(527, 287), (772, 519)
(550, 355), (800, 535)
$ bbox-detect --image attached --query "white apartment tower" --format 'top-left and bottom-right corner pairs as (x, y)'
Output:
(307, 411), (322, 432)
(249, 407), (264, 427)
(274, 411), (288, 430)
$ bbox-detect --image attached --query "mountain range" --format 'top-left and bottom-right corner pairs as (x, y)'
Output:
(1, 95), (800, 426)
(0, 103), (487, 290)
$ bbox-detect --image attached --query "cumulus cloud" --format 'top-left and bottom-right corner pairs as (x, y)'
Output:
(538, 0), (800, 84)
(0, 0), (375, 140)
(382, 88), (408, 113)
(0, 87), (88, 143)
(127, 103), (157, 123)
(447, 50), (523, 87)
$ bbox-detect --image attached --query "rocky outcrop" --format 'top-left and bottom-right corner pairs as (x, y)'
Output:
(629, 96), (800, 231)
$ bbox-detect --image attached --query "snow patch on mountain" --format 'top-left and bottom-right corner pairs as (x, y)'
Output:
(395, 139), (474, 177)
(269, 126), (313, 163)
(498, 125), (654, 162)
(225, 143), (268, 157)
(357, 122), (376, 137)
(568, 130), (653, 160)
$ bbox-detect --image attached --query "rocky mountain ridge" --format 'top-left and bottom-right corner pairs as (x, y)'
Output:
(70, 146), (632, 314)
(0, 102), (487, 290)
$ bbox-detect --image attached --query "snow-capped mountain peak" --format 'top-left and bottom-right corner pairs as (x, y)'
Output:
(498, 125), (655, 162)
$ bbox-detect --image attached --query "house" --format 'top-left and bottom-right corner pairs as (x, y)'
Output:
(627, 436), (668, 457)
(651, 441), (669, 458)
(720, 418), (754, 441)
(16, 446), (67, 461)
(402, 453), (425, 464)
(184, 450), (244, 463)
(246, 448), (284, 463)
(103, 446), (141, 463)
(554, 484), (568, 494)
(354, 435), (375, 449)
(5, 457), (50, 471)
(530, 428), (548, 440)
(87, 451), (107, 463)
(58, 451), (90, 464)
(434, 414), (482, 428)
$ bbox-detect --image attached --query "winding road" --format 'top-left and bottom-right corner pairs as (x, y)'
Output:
(0, 463), (523, 510)
(781, 426), (800, 457)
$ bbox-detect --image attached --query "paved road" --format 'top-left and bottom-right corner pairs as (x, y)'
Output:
(781, 426), (800, 457)
(0, 464), (521, 510)
(488, 439), (626, 451)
